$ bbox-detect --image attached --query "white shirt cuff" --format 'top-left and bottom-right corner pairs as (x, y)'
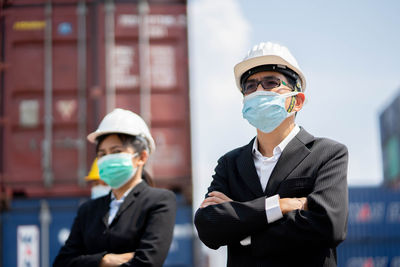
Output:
(240, 236), (251, 246)
(240, 195), (283, 247)
(265, 194), (283, 223)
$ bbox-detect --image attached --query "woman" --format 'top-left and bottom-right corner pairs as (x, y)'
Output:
(53, 108), (177, 267)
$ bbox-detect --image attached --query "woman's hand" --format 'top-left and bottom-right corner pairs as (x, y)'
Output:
(279, 197), (308, 214)
(200, 191), (233, 208)
(100, 252), (135, 267)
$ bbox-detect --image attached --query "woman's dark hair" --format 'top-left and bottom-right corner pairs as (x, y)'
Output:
(95, 133), (154, 187)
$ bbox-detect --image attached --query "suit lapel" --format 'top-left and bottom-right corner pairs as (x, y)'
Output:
(237, 138), (265, 198)
(109, 182), (146, 227)
(265, 128), (314, 196)
(102, 193), (112, 227)
(117, 182), (145, 216)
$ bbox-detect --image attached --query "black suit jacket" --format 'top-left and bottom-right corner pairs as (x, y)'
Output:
(53, 182), (176, 267)
(194, 128), (348, 267)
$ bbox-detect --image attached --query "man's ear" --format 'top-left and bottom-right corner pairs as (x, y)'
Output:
(293, 92), (305, 112)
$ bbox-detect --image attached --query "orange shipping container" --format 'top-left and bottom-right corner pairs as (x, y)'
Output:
(0, 0), (192, 200)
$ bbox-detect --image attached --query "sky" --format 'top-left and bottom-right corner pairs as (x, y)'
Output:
(188, 1), (400, 264)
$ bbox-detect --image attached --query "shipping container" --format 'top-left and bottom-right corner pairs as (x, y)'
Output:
(0, 0), (191, 199)
(346, 187), (400, 241)
(0, 194), (193, 267)
(337, 187), (400, 267)
(338, 241), (400, 267)
(164, 194), (193, 267)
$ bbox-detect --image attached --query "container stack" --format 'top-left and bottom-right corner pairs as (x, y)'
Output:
(0, 0), (193, 266)
(337, 187), (400, 267)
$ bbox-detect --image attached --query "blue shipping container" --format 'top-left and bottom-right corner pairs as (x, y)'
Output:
(1, 195), (193, 267)
(1, 198), (84, 267)
(338, 241), (400, 267)
(347, 187), (400, 241)
(164, 195), (193, 267)
(336, 187), (400, 267)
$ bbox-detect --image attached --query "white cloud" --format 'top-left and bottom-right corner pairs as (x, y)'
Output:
(188, 0), (253, 201)
(188, 0), (253, 264)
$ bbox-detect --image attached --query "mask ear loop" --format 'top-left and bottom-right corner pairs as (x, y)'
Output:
(287, 80), (302, 113)
(286, 92), (298, 113)
(287, 96), (296, 113)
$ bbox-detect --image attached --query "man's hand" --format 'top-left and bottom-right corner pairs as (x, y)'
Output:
(279, 197), (308, 214)
(200, 191), (233, 208)
(100, 252), (134, 267)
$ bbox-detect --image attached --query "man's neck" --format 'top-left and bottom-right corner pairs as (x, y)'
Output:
(256, 119), (295, 157)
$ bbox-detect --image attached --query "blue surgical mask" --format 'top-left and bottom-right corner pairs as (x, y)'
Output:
(91, 184), (111, 199)
(97, 153), (138, 189)
(242, 91), (298, 133)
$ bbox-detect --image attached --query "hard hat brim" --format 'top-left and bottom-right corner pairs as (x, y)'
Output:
(85, 176), (100, 181)
(234, 55), (306, 92)
(87, 130), (122, 144)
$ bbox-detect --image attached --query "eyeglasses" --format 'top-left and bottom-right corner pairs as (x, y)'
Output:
(241, 76), (293, 95)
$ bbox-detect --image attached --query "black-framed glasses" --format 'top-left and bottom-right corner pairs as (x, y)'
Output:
(241, 76), (293, 95)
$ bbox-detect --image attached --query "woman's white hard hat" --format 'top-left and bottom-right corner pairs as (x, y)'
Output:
(234, 42), (306, 92)
(87, 108), (156, 154)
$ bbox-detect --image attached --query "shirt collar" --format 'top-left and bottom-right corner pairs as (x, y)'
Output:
(252, 125), (300, 159)
(110, 180), (142, 201)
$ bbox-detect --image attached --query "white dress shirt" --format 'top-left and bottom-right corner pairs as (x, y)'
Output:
(240, 125), (300, 246)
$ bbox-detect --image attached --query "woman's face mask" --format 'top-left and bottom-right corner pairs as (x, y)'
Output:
(97, 153), (138, 189)
(242, 90), (298, 133)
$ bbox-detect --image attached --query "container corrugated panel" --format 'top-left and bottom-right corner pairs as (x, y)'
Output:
(2, 1), (91, 198)
(337, 241), (400, 267)
(1, 197), (85, 266)
(0, 0), (191, 198)
(0, 195), (193, 267)
(337, 187), (400, 267)
(0, 1), (6, 198)
(346, 187), (400, 241)
(164, 194), (193, 267)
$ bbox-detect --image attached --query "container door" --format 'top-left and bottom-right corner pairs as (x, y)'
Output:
(2, 1), (91, 197)
(96, 1), (192, 196)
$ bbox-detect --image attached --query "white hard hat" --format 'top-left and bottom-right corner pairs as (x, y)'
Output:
(87, 108), (156, 154)
(234, 42), (306, 92)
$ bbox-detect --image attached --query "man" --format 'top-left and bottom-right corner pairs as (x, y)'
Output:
(194, 42), (348, 267)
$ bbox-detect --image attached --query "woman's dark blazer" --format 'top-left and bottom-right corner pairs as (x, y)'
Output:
(53, 181), (176, 267)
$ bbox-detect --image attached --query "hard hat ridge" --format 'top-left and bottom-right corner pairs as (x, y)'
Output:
(87, 108), (156, 154)
(245, 42), (299, 66)
(234, 41), (306, 92)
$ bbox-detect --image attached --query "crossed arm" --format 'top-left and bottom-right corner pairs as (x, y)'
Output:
(200, 191), (307, 213)
(198, 191), (307, 248)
